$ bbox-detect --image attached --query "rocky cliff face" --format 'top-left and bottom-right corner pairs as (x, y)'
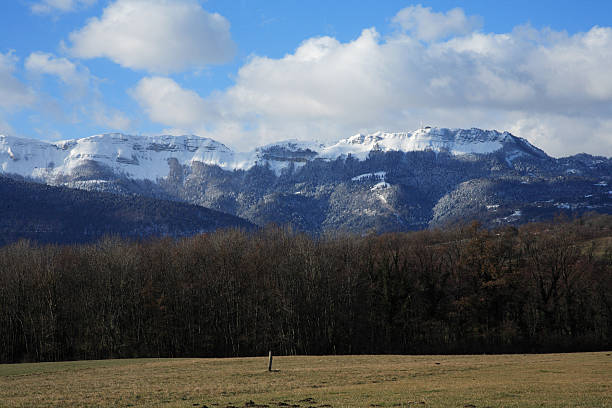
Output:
(2, 128), (610, 234)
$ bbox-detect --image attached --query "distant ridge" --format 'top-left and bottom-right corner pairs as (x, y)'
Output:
(1, 127), (610, 235)
(0, 127), (552, 181)
(0, 175), (254, 245)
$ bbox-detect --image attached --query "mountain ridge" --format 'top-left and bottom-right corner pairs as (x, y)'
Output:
(0, 175), (255, 245)
(1, 127), (610, 235)
(0, 127), (557, 182)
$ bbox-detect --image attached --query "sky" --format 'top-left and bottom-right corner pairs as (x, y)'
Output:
(1, 0), (612, 157)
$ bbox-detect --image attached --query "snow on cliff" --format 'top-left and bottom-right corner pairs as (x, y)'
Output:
(0, 127), (545, 181)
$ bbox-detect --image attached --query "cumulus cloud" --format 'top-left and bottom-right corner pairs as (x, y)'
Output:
(90, 104), (132, 130)
(67, 0), (235, 74)
(24, 51), (131, 131)
(25, 52), (88, 89)
(25, 51), (108, 110)
(0, 52), (36, 110)
(31, 0), (97, 14)
(0, 52), (36, 137)
(132, 8), (612, 156)
(392, 5), (482, 42)
(131, 77), (209, 128)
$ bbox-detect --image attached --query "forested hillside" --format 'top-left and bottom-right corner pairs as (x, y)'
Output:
(0, 215), (610, 363)
(0, 176), (253, 245)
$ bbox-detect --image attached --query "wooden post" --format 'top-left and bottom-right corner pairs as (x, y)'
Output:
(268, 350), (273, 372)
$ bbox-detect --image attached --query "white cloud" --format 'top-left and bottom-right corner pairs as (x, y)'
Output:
(131, 76), (210, 128)
(90, 105), (132, 130)
(506, 114), (612, 158)
(25, 52), (88, 88)
(26, 51), (92, 109)
(67, 0), (235, 74)
(0, 52), (36, 137)
(0, 115), (15, 135)
(0, 52), (36, 110)
(31, 0), (97, 14)
(24, 51), (132, 131)
(132, 8), (612, 157)
(392, 5), (482, 42)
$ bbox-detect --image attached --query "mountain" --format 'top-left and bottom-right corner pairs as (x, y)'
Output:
(0, 128), (545, 179)
(0, 176), (254, 245)
(1, 127), (610, 234)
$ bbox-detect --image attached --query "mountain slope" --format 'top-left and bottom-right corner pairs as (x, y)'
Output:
(0, 176), (254, 245)
(1, 127), (610, 234)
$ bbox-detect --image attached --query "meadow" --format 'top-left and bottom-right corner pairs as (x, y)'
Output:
(0, 352), (610, 407)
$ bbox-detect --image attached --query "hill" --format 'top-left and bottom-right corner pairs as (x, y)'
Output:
(0, 176), (254, 245)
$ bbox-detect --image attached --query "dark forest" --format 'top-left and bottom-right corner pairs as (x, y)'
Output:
(0, 215), (610, 363)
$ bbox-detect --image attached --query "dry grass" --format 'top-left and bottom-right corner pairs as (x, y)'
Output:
(0, 352), (610, 407)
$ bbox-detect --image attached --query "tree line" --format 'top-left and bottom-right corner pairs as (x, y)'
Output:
(0, 215), (610, 363)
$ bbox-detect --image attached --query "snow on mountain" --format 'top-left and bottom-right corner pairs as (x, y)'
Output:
(320, 127), (544, 160)
(352, 171), (387, 181)
(0, 135), (68, 179)
(1, 133), (240, 181)
(252, 139), (323, 174)
(0, 127), (547, 182)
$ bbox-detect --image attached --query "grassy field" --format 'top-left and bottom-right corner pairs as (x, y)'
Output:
(0, 353), (610, 407)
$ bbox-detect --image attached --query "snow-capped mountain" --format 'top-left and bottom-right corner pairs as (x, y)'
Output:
(319, 127), (546, 160)
(243, 127), (548, 172)
(0, 133), (238, 181)
(1, 127), (610, 235)
(0, 127), (547, 182)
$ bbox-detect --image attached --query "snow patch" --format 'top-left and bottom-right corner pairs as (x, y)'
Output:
(501, 210), (522, 223)
(371, 181), (390, 191)
(505, 151), (524, 166)
(352, 171), (386, 181)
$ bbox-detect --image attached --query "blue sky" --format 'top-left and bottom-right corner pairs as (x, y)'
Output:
(1, 0), (612, 156)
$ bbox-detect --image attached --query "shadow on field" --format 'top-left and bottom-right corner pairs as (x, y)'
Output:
(193, 398), (441, 408)
(194, 398), (328, 408)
